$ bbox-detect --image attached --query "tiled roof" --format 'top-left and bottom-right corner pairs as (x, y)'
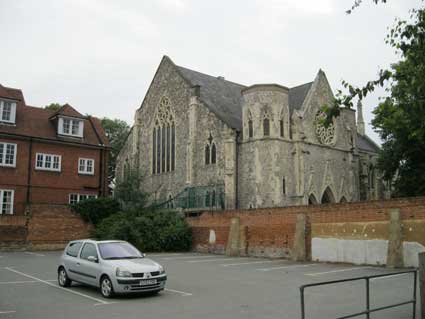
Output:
(0, 85), (109, 148)
(175, 64), (313, 130)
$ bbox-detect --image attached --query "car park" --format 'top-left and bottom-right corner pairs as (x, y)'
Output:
(57, 239), (167, 298)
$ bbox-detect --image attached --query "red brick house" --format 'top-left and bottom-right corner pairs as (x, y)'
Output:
(0, 84), (109, 217)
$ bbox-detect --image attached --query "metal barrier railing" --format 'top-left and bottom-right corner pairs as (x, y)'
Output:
(300, 269), (418, 319)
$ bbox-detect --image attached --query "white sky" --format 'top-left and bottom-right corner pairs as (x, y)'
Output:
(1, 0), (421, 144)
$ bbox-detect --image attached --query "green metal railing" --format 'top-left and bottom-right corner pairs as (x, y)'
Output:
(156, 185), (225, 211)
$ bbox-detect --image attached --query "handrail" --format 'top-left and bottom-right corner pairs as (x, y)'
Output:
(300, 269), (417, 319)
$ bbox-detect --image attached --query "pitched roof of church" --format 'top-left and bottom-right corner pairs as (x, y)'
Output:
(175, 63), (313, 130)
(357, 133), (380, 153)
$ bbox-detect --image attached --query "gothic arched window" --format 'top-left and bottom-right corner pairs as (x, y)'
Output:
(211, 144), (216, 164)
(205, 144), (210, 165)
(152, 97), (176, 175)
(279, 110), (285, 137)
(247, 111), (253, 138)
(263, 118), (270, 136)
(205, 133), (217, 165)
(280, 119), (284, 137)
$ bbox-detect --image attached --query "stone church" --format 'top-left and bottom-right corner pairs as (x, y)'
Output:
(117, 56), (386, 210)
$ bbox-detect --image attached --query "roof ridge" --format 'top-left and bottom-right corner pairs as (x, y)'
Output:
(176, 64), (247, 88)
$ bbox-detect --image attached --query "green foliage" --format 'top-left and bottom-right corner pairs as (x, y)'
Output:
(70, 197), (120, 225)
(100, 117), (130, 184)
(95, 210), (192, 252)
(371, 7), (425, 196)
(114, 167), (148, 211)
(44, 103), (63, 112)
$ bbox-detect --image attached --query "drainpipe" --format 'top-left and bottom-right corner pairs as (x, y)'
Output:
(26, 138), (33, 206)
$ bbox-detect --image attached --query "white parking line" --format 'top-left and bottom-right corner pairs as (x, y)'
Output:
(187, 258), (251, 263)
(162, 255), (217, 260)
(0, 279), (56, 285)
(4, 267), (113, 305)
(221, 260), (280, 267)
(258, 263), (318, 272)
(0, 311), (16, 314)
(305, 267), (374, 276)
(165, 288), (192, 296)
(24, 252), (45, 257)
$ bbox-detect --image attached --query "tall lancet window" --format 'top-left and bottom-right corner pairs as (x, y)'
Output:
(278, 109), (284, 137)
(247, 111), (253, 139)
(152, 96), (176, 175)
(205, 133), (217, 165)
(263, 111), (270, 137)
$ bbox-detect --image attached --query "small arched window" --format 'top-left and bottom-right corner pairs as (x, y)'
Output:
(279, 119), (284, 137)
(211, 144), (216, 164)
(263, 118), (270, 137)
(248, 119), (253, 138)
(205, 144), (210, 165)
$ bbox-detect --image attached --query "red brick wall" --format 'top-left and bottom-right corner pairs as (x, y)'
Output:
(187, 197), (425, 257)
(0, 204), (93, 251)
(26, 204), (93, 249)
(0, 137), (108, 215)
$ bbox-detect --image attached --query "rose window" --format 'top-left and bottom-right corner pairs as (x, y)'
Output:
(315, 111), (336, 145)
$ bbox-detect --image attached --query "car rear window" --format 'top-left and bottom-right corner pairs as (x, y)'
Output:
(66, 242), (82, 257)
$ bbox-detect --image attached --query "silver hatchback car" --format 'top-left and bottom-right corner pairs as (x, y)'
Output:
(57, 239), (167, 298)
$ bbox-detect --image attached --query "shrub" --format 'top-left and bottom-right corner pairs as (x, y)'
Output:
(71, 197), (120, 225)
(95, 210), (192, 252)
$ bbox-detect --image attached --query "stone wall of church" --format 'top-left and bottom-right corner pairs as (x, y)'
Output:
(129, 58), (229, 205)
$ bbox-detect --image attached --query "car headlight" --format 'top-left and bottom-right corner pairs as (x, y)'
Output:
(159, 265), (165, 275)
(116, 268), (132, 277)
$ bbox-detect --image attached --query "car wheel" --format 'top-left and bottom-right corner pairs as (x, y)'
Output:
(58, 267), (71, 287)
(100, 276), (114, 298)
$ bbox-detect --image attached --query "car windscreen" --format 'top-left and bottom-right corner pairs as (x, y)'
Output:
(98, 242), (143, 260)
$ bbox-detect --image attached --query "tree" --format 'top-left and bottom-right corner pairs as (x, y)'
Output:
(44, 103), (62, 112)
(114, 167), (148, 211)
(329, 1), (425, 197)
(101, 117), (130, 184)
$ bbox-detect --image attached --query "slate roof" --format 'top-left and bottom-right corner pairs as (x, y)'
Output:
(175, 64), (313, 130)
(289, 82), (313, 111)
(0, 84), (109, 147)
(357, 133), (380, 153)
(176, 65), (246, 130)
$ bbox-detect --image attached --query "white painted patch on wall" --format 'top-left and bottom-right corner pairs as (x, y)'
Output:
(403, 241), (425, 268)
(311, 237), (387, 265)
(208, 229), (216, 244)
(312, 237), (425, 267)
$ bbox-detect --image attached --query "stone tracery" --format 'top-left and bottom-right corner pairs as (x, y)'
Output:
(315, 110), (336, 145)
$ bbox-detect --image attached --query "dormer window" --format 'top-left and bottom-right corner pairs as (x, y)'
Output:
(58, 117), (83, 137)
(0, 100), (17, 124)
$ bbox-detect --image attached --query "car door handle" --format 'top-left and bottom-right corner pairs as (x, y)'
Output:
(76, 262), (80, 266)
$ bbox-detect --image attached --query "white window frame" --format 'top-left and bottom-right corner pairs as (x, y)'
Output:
(0, 189), (14, 215)
(35, 153), (62, 172)
(78, 158), (95, 175)
(69, 193), (97, 205)
(0, 99), (17, 124)
(0, 142), (17, 168)
(58, 117), (84, 138)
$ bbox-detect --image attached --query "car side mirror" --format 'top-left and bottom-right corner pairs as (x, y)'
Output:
(87, 255), (98, 263)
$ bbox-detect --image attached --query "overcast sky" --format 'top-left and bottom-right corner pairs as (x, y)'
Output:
(1, 0), (421, 143)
